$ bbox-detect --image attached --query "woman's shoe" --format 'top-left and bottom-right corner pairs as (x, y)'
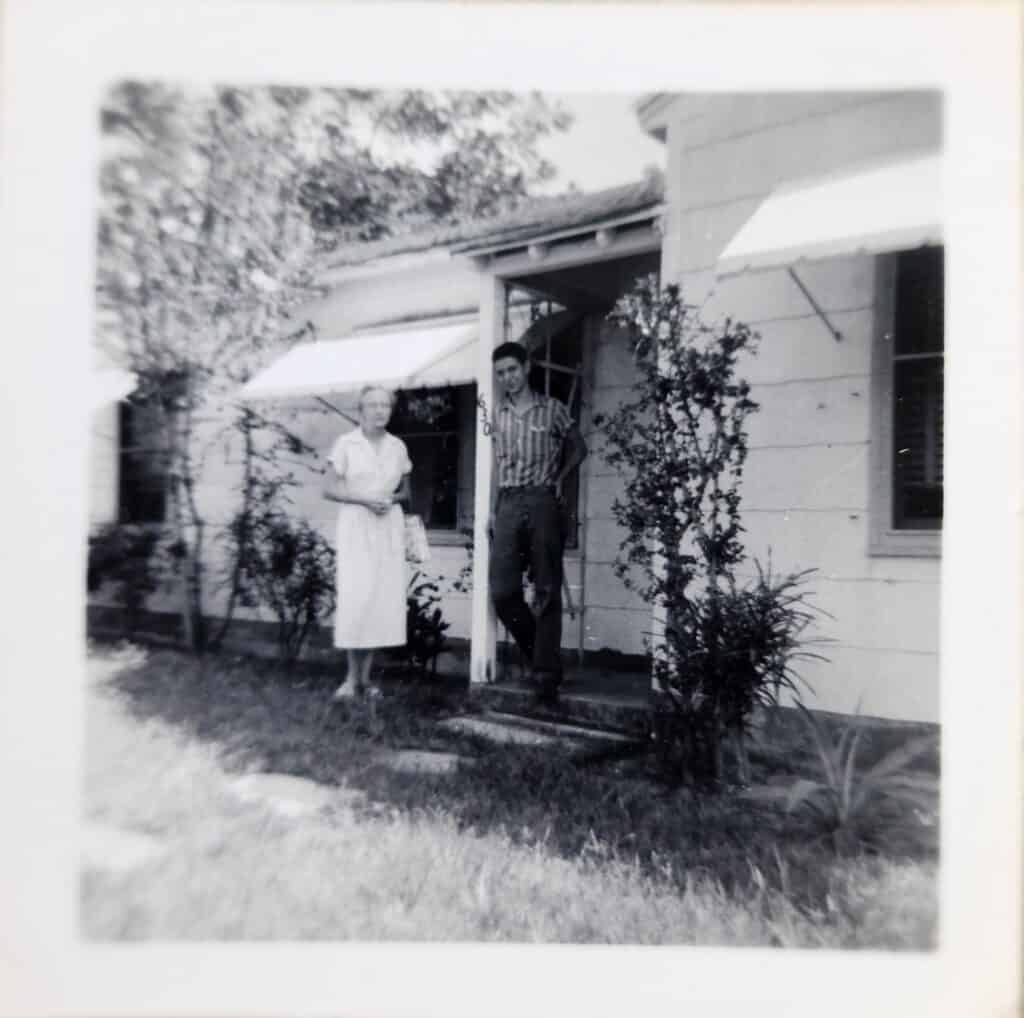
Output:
(332, 681), (359, 701)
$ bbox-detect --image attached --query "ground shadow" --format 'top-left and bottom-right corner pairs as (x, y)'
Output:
(94, 642), (939, 918)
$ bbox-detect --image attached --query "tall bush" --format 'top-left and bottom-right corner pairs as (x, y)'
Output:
(219, 409), (335, 662)
(595, 277), (825, 786)
(403, 572), (451, 678)
(87, 523), (181, 635)
(225, 498), (336, 663)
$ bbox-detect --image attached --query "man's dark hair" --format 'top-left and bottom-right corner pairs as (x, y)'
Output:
(492, 341), (528, 365)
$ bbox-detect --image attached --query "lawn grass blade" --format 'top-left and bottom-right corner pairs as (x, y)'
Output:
(839, 723), (865, 824)
(850, 737), (938, 816)
(796, 702), (841, 791)
(785, 778), (826, 815)
(875, 774), (939, 813)
(862, 735), (938, 785)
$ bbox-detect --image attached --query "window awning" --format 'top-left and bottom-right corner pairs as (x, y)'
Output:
(239, 320), (477, 399)
(91, 368), (137, 410)
(717, 153), (942, 276)
(370, 309), (583, 389)
(405, 333), (478, 389)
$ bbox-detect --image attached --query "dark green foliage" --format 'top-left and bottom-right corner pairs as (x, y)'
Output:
(653, 564), (828, 780)
(234, 512), (333, 663)
(220, 409), (334, 662)
(403, 571), (451, 678)
(87, 524), (171, 634)
(295, 91), (573, 248)
(595, 278), (760, 598)
(449, 526), (475, 594)
(226, 506), (335, 664)
(781, 704), (939, 856)
(594, 278), (827, 787)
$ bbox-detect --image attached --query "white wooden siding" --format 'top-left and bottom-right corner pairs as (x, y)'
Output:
(661, 90), (942, 721)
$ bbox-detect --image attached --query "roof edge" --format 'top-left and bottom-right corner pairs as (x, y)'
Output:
(319, 177), (665, 281)
(319, 247), (455, 285)
(634, 93), (674, 141)
(452, 203), (665, 258)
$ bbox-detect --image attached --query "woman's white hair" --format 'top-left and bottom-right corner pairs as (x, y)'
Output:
(358, 384), (396, 410)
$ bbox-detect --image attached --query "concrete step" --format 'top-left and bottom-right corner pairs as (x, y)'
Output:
(436, 711), (649, 769)
(479, 710), (638, 745)
(441, 710), (640, 748)
(470, 683), (651, 739)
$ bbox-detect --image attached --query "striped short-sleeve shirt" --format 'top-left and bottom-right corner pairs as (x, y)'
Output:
(493, 391), (573, 488)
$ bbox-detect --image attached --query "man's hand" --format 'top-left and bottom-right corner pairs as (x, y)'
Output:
(367, 497), (392, 516)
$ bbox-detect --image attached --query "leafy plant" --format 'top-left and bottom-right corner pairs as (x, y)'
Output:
(87, 523), (176, 634)
(595, 277), (826, 787)
(653, 563), (829, 783)
(448, 526), (475, 595)
(784, 703), (938, 854)
(226, 498), (336, 663)
(212, 407), (322, 651)
(403, 571), (450, 678)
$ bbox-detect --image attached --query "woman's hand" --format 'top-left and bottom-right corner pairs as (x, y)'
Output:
(366, 496), (393, 516)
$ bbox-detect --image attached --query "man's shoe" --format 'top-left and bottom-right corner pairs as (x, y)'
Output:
(531, 670), (562, 708)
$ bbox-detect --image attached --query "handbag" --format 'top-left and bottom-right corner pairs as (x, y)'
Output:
(404, 513), (430, 564)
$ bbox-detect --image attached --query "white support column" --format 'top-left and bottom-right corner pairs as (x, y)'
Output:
(469, 273), (503, 684)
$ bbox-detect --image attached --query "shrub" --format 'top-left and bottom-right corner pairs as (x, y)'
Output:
(403, 571), (450, 678)
(227, 507), (336, 663)
(783, 703), (939, 855)
(448, 526), (475, 595)
(595, 278), (826, 788)
(653, 563), (829, 782)
(87, 523), (176, 634)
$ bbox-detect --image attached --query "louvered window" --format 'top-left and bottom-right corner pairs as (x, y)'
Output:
(891, 248), (944, 530)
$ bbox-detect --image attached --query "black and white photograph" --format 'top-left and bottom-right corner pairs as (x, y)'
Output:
(2, 2), (1020, 1017)
(85, 81), (944, 945)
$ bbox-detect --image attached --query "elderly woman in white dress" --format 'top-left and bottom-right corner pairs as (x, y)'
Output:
(323, 385), (412, 699)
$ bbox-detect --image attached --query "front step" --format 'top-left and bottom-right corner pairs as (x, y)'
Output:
(438, 710), (647, 760)
(470, 682), (651, 739)
(442, 710), (638, 747)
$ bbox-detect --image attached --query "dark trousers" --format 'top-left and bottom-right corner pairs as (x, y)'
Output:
(489, 486), (565, 682)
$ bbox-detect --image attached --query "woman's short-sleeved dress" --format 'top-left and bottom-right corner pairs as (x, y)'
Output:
(328, 428), (412, 649)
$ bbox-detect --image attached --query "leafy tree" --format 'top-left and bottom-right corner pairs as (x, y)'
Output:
(595, 278), (825, 787)
(95, 83), (572, 649)
(295, 90), (573, 246)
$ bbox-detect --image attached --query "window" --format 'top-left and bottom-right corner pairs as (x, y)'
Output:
(892, 247), (944, 529)
(391, 386), (465, 532)
(118, 396), (169, 525)
(870, 246), (944, 555)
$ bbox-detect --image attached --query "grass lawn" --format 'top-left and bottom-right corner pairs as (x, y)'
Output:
(81, 641), (939, 947)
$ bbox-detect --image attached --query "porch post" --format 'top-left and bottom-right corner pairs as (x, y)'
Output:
(469, 273), (503, 684)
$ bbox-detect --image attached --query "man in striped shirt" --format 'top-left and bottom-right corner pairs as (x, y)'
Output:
(488, 341), (587, 706)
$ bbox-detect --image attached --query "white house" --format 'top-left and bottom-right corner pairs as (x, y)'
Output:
(90, 90), (943, 723)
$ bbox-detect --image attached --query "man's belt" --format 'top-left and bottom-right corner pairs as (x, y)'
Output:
(499, 484), (556, 494)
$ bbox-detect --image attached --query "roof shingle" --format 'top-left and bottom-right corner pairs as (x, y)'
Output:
(324, 176), (664, 269)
